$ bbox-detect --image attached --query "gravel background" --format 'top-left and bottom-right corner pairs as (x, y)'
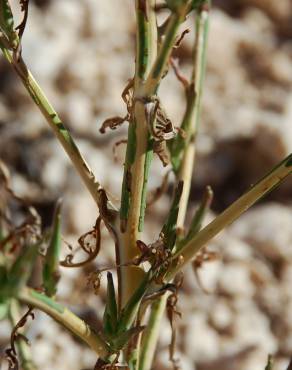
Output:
(1, 1), (292, 369)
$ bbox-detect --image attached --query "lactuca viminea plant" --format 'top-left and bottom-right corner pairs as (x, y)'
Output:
(0, 1), (292, 369)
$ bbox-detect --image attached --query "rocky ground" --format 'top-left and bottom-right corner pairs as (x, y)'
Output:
(0, 0), (292, 369)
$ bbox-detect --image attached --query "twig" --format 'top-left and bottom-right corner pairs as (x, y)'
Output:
(19, 287), (109, 357)
(0, 37), (109, 211)
(119, 0), (192, 308)
(168, 153), (292, 279)
(119, 0), (158, 306)
(138, 5), (209, 368)
(172, 3), (210, 230)
(139, 294), (169, 370)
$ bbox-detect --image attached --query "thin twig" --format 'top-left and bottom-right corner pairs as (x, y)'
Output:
(119, 0), (158, 307)
(19, 287), (109, 357)
(174, 4), (210, 230)
(0, 40), (110, 211)
(138, 6), (209, 369)
(139, 294), (169, 370)
(168, 154), (292, 279)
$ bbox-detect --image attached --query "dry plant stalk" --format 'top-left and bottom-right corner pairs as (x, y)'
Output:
(0, 1), (292, 369)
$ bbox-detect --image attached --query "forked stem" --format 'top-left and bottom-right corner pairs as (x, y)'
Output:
(139, 5), (210, 368)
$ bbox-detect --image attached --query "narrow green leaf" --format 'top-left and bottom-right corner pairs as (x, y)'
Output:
(43, 199), (62, 297)
(103, 272), (118, 338)
(7, 243), (39, 297)
(120, 122), (137, 225)
(112, 326), (145, 351)
(0, 262), (9, 318)
(0, 0), (14, 35)
(161, 181), (184, 250)
(138, 138), (153, 232)
(170, 2), (210, 172)
(183, 185), (213, 245)
(118, 274), (150, 332)
(0, 0), (18, 47)
(0, 299), (9, 319)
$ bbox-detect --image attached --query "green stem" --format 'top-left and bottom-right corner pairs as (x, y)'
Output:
(0, 40), (107, 210)
(8, 299), (37, 370)
(119, 0), (157, 307)
(19, 287), (109, 357)
(138, 6), (210, 369)
(119, 0), (192, 308)
(172, 4), (210, 230)
(142, 1), (191, 96)
(139, 294), (169, 370)
(168, 153), (292, 279)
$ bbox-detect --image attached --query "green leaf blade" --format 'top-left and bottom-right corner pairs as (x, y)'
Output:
(7, 243), (40, 298)
(43, 199), (62, 297)
(103, 272), (118, 339)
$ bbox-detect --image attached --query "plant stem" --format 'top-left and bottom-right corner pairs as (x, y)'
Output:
(139, 293), (169, 370)
(119, 0), (192, 308)
(142, 1), (191, 95)
(168, 153), (292, 279)
(138, 6), (210, 368)
(8, 299), (37, 370)
(119, 0), (157, 306)
(19, 287), (109, 357)
(0, 39), (107, 210)
(173, 4), (210, 231)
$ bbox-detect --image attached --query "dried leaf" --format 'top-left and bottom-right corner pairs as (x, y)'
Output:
(5, 306), (34, 370)
(100, 115), (128, 134)
(153, 141), (170, 167)
(174, 28), (190, 48)
(15, 0), (29, 39)
(60, 217), (101, 268)
(166, 275), (183, 370)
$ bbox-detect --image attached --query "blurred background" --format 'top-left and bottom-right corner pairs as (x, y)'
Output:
(0, 0), (292, 369)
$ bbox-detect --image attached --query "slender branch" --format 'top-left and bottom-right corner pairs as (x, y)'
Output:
(176, 143), (196, 231)
(119, 0), (192, 307)
(139, 294), (169, 370)
(0, 40), (109, 211)
(119, 0), (158, 306)
(167, 153), (292, 279)
(19, 287), (109, 357)
(138, 6), (210, 368)
(142, 1), (191, 96)
(173, 4), (210, 231)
